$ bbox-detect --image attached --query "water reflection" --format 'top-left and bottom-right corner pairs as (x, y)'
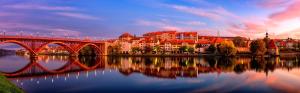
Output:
(2, 55), (300, 92)
(1, 56), (300, 78)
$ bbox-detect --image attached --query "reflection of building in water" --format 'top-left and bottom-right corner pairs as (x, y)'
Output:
(38, 46), (69, 55)
(16, 45), (69, 56)
(4, 56), (300, 79)
(106, 57), (300, 78)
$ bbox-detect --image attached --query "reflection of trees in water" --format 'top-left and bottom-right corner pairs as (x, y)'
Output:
(107, 56), (300, 76)
(79, 46), (97, 56)
(108, 56), (121, 65)
(179, 57), (194, 67)
(250, 58), (276, 74)
(78, 56), (97, 67)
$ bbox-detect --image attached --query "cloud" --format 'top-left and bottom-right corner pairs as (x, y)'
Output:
(0, 22), (81, 37)
(55, 12), (100, 20)
(177, 21), (206, 26)
(225, 19), (268, 38)
(0, 12), (15, 16)
(256, 0), (291, 9)
(136, 20), (165, 27)
(276, 27), (300, 39)
(269, 0), (300, 22)
(3, 3), (77, 11)
(168, 5), (222, 21)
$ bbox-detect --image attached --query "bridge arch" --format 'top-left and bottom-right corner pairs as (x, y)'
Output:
(35, 42), (75, 54)
(0, 40), (36, 55)
(75, 43), (102, 55)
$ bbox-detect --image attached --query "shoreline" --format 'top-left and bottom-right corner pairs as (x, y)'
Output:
(0, 74), (23, 93)
(108, 52), (300, 57)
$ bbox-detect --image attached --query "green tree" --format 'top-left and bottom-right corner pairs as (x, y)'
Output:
(217, 40), (237, 56)
(153, 45), (161, 54)
(250, 39), (267, 56)
(179, 46), (189, 53)
(131, 47), (141, 54)
(188, 47), (195, 54)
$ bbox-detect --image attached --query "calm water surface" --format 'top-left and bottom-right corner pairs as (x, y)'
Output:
(1, 55), (300, 93)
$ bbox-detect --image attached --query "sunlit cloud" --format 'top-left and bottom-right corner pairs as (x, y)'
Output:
(269, 0), (300, 22)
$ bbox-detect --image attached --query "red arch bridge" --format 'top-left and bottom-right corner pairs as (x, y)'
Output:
(0, 35), (107, 57)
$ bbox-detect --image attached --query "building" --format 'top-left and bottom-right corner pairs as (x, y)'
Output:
(107, 30), (245, 54)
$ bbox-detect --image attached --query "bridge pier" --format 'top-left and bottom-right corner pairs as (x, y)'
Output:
(30, 54), (38, 61)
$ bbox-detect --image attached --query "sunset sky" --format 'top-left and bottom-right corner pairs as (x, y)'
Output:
(0, 0), (300, 39)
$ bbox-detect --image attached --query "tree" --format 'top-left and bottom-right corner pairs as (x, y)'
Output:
(188, 47), (195, 54)
(179, 46), (189, 53)
(250, 39), (267, 56)
(196, 44), (202, 48)
(153, 45), (161, 54)
(206, 44), (216, 53)
(131, 47), (141, 54)
(233, 36), (247, 47)
(79, 46), (96, 56)
(144, 46), (152, 54)
(217, 40), (237, 56)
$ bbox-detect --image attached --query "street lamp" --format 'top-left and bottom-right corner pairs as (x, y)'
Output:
(20, 30), (24, 36)
(3, 30), (6, 36)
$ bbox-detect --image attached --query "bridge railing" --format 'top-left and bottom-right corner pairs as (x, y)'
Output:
(0, 35), (108, 42)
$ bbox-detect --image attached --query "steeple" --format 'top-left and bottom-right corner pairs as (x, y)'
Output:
(266, 32), (269, 38)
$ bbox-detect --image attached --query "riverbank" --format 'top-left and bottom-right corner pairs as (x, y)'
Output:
(108, 53), (252, 57)
(0, 74), (23, 93)
(109, 52), (300, 57)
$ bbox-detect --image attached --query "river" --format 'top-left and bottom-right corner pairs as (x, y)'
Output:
(0, 55), (300, 93)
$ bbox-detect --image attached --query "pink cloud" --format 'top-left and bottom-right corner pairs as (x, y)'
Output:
(55, 12), (100, 20)
(167, 4), (240, 22)
(275, 27), (300, 39)
(257, 0), (291, 9)
(269, 0), (300, 22)
(225, 20), (267, 38)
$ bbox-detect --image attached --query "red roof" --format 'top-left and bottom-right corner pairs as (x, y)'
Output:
(143, 31), (177, 36)
(119, 32), (134, 38)
(159, 39), (195, 45)
(269, 40), (278, 49)
(212, 38), (223, 44)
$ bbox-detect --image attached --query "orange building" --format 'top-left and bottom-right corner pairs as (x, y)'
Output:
(107, 30), (245, 54)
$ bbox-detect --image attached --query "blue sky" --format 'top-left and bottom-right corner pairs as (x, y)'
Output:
(0, 0), (299, 39)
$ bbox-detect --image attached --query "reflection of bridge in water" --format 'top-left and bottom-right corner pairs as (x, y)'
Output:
(2, 56), (106, 77)
(5, 56), (300, 79)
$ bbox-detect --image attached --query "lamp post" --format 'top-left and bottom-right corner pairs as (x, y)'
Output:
(20, 31), (23, 36)
(3, 30), (6, 36)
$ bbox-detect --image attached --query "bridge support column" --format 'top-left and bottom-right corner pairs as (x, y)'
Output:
(30, 53), (38, 60)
